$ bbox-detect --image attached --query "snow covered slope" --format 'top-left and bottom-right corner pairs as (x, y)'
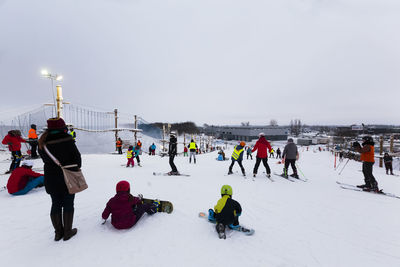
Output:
(0, 146), (399, 267)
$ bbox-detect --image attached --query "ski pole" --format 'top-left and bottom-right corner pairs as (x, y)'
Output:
(295, 163), (307, 180)
(338, 158), (350, 175)
(335, 159), (343, 171)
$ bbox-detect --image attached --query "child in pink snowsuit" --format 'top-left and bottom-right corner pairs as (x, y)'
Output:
(126, 145), (134, 167)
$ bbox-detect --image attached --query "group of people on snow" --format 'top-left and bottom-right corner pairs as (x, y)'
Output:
(1, 117), (396, 240)
(227, 133), (298, 179)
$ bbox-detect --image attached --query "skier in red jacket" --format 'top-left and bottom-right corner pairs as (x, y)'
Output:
(2, 130), (26, 173)
(7, 160), (44, 195)
(102, 181), (159, 230)
(252, 133), (272, 178)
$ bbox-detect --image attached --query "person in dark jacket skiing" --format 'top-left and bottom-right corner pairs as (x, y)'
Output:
(252, 133), (272, 178)
(282, 138), (299, 178)
(383, 153), (394, 175)
(276, 147), (282, 159)
(208, 185), (242, 239)
(2, 130), (26, 174)
(7, 160), (44, 195)
(353, 136), (379, 191)
(228, 141), (246, 176)
(102, 181), (158, 230)
(168, 132), (179, 175)
(38, 118), (81, 241)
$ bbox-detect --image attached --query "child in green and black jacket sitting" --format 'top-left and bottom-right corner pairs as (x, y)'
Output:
(208, 185), (242, 239)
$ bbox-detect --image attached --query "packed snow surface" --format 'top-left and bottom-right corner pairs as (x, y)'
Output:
(0, 144), (399, 267)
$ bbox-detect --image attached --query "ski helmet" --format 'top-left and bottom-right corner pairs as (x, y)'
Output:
(287, 138), (294, 143)
(116, 180), (130, 192)
(240, 141), (246, 147)
(221, 185), (233, 196)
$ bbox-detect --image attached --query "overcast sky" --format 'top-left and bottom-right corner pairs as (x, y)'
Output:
(0, 0), (399, 126)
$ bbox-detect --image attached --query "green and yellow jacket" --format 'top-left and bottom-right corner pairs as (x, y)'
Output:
(214, 195), (242, 225)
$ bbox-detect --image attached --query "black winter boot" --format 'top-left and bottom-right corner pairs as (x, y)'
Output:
(50, 213), (63, 241)
(63, 211), (78, 241)
(216, 223), (226, 239)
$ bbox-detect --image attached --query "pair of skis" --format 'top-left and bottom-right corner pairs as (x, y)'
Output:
(272, 172), (307, 182)
(337, 181), (400, 199)
(226, 171), (274, 182)
(152, 172), (190, 177)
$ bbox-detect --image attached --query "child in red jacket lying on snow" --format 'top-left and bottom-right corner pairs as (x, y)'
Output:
(7, 160), (44, 195)
(102, 181), (158, 229)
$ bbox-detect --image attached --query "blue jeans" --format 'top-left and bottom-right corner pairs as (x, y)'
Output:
(12, 176), (44, 196)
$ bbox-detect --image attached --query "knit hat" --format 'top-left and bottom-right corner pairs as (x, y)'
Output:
(47, 117), (67, 130)
(116, 180), (130, 192)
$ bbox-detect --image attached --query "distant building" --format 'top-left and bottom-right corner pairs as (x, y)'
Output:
(203, 125), (288, 142)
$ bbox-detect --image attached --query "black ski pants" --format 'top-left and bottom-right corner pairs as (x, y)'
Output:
(384, 162), (393, 174)
(169, 154), (178, 172)
(30, 141), (38, 158)
(362, 162), (378, 188)
(229, 159), (245, 174)
(253, 157), (270, 175)
(284, 159), (297, 175)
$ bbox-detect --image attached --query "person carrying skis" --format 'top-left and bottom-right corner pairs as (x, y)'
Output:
(134, 144), (141, 167)
(2, 130), (26, 174)
(126, 146), (134, 167)
(228, 141), (246, 176)
(208, 185), (242, 239)
(102, 181), (158, 230)
(276, 147), (281, 159)
(168, 132), (179, 175)
(116, 138), (123, 154)
(188, 139), (198, 164)
(353, 136), (379, 192)
(383, 153), (394, 175)
(28, 124), (39, 159)
(7, 160), (44, 195)
(282, 138), (299, 178)
(246, 146), (253, 160)
(252, 133), (272, 178)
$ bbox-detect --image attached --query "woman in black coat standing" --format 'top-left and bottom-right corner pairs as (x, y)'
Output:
(38, 118), (81, 241)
